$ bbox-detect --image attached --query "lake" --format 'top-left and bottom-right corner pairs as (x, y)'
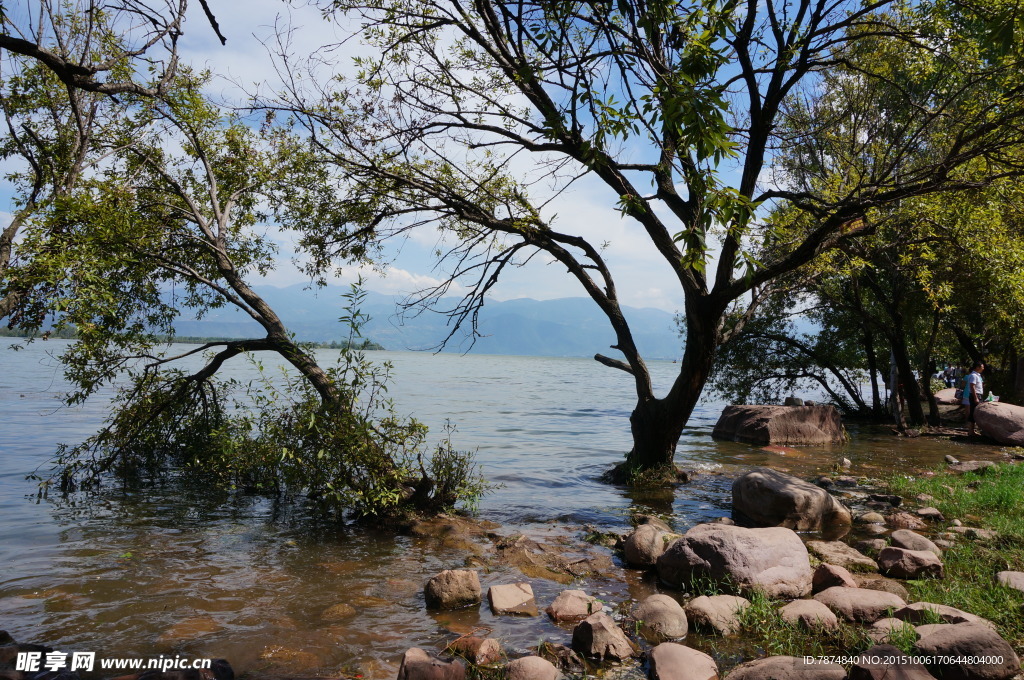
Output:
(0, 340), (997, 676)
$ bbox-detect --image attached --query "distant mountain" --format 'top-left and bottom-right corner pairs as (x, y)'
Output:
(172, 284), (684, 359)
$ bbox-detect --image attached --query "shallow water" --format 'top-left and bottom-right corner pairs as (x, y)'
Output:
(0, 340), (1006, 676)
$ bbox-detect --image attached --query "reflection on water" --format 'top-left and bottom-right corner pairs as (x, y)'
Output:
(0, 340), (1006, 676)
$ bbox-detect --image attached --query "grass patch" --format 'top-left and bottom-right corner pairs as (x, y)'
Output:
(886, 461), (1024, 651)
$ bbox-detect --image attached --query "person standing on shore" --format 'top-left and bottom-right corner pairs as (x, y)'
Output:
(962, 361), (985, 436)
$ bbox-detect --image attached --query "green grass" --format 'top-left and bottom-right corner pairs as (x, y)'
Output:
(886, 460), (1024, 652)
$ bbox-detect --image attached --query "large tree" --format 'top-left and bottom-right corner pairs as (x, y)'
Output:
(273, 0), (1024, 476)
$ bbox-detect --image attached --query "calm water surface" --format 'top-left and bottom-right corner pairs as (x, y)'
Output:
(0, 340), (1002, 676)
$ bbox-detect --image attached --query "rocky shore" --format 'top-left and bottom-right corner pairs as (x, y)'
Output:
(4, 450), (1024, 680)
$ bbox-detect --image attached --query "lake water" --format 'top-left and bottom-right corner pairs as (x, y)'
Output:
(0, 340), (1001, 676)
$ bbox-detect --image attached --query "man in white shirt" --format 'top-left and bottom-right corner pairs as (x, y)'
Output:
(961, 361), (985, 436)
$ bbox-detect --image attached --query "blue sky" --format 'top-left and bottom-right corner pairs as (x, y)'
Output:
(1, 0), (751, 314)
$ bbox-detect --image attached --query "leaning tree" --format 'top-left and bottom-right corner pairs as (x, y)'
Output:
(282, 0), (1024, 476)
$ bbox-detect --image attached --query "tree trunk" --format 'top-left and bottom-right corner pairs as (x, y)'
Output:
(890, 331), (926, 426)
(921, 310), (941, 426)
(863, 326), (883, 417)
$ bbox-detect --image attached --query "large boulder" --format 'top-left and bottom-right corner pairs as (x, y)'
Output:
(684, 595), (750, 636)
(712, 405), (846, 446)
(425, 570), (482, 610)
(397, 648), (466, 680)
(624, 524), (679, 567)
(648, 643), (718, 680)
(726, 656), (845, 680)
(506, 656), (561, 680)
(805, 541), (878, 572)
(633, 594), (688, 640)
(890, 530), (941, 557)
(570, 612), (636, 661)
(915, 623), (1020, 680)
(974, 402), (1024, 446)
(813, 586), (906, 623)
(812, 563), (858, 593)
(656, 524), (812, 598)
(778, 600), (839, 630)
(877, 547), (944, 579)
(732, 468), (852, 530)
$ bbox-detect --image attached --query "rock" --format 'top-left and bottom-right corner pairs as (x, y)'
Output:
(934, 539), (954, 549)
(951, 519), (963, 527)
(712, 405), (846, 446)
(915, 622), (1020, 680)
(684, 595), (750, 635)
(973, 402), (1024, 446)
(816, 476), (835, 488)
(949, 526), (998, 541)
(506, 656), (561, 680)
(648, 643), (718, 680)
(546, 590), (601, 622)
(656, 524), (812, 598)
(812, 563), (858, 593)
(948, 461), (997, 474)
(856, 512), (887, 525)
(633, 594), (688, 640)
(813, 586), (906, 622)
(425, 570), (482, 610)
(997, 571), (1024, 592)
(570, 612), (636, 661)
(835, 476), (859, 487)
(784, 397), (805, 406)
(945, 454), (961, 465)
(853, 575), (911, 601)
(732, 468), (852, 530)
(624, 524), (678, 568)
(842, 458), (853, 468)
(894, 602), (995, 628)
(888, 512), (928, 530)
(397, 648), (466, 680)
(778, 600), (839, 630)
(869, 494), (902, 506)
(488, 583), (538, 616)
(726, 656), (844, 680)
(320, 603), (357, 621)
(446, 637), (502, 665)
(805, 540), (878, 572)
(636, 515), (674, 532)
(877, 547), (944, 579)
(917, 494), (935, 503)
(917, 507), (945, 521)
(868, 617), (917, 643)
(890, 530), (941, 557)
(534, 644), (584, 674)
(849, 644), (936, 680)
(855, 539), (888, 556)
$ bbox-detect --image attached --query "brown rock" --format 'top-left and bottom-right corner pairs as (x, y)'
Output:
(877, 547), (944, 579)
(778, 600), (839, 630)
(894, 602), (995, 628)
(732, 468), (852, 530)
(320, 603), (357, 621)
(868, 617), (917, 643)
(849, 644), (936, 680)
(890, 530), (941, 557)
(726, 656), (844, 680)
(813, 586), (906, 622)
(488, 583), (538, 616)
(656, 524), (812, 598)
(856, 512), (886, 524)
(917, 507), (945, 521)
(546, 590), (601, 622)
(949, 526), (998, 541)
(854, 575), (911, 601)
(570, 612), (636, 661)
(855, 539), (888, 556)
(805, 540), (878, 572)
(425, 570), (482, 610)
(446, 637), (502, 665)
(397, 648), (466, 680)
(915, 622), (1020, 680)
(996, 571), (1024, 592)
(648, 643), (718, 680)
(972, 402), (1024, 446)
(889, 512), (928, 530)
(685, 595), (750, 635)
(633, 594), (688, 640)
(812, 563), (858, 593)
(505, 656), (561, 680)
(624, 524), (678, 567)
(712, 405), (846, 445)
